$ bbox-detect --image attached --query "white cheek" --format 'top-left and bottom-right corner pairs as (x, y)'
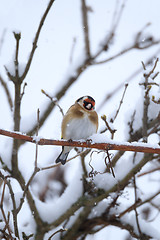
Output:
(86, 103), (91, 109)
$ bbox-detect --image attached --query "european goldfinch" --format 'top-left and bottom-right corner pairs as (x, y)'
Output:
(55, 96), (98, 165)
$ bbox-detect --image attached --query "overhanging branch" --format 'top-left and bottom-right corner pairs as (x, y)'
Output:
(0, 129), (160, 154)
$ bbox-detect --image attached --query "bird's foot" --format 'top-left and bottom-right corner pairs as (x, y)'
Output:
(86, 139), (92, 146)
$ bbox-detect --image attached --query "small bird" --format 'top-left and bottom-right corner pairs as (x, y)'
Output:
(55, 96), (98, 165)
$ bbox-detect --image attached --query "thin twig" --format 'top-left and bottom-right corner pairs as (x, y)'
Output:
(35, 108), (40, 168)
(105, 150), (115, 178)
(0, 172), (19, 237)
(101, 115), (116, 139)
(16, 166), (40, 215)
(152, 96), (160, 104)
(94, 38), (160, 65)
(0, 75), (13, 111)
(112, 0), (126, 32)
(118, 198), (142, 218)
(13, 32), (21, 78)
(6, 179), (19, 238)
(112, 83), (128, 122)
(48, 228), (67, 240)
(0, 29), (6, 54)
(138, 167), (160, 177)
(141, 59), (159, 143)
(147, 58), (159, 78)
(41, 149), (89, 171)
(69, 37), (77, 63)
(0, 178), (14, 240)
(20, 0), (56, 82)
(20, 82), (27, 100)
(41, 89), (64, 116)
(142, 71), (149, 143)
(133, 177), (142, 238)
(93, 0), (126, 59)
(81, 0), (91, 58)
(88, 151), (101, 179)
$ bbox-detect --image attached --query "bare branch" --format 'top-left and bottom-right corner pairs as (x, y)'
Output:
(94, 45), (133, 65)
(133, 176), (142, 238)
(81, 0), (91, 58)
(69, 37), (77, 63)
(20, 82), (27, 100)
(0, 129), (160, 154)
(152, 95), (160, 104)
(20, 0), (56, 82)
(111, 83), (128, 122)
(119, 189), (160, 218)
(41, 149), (89, 171)
(6, 182), (19, 238)
(0, 29), (6, 54)
(48, 228), (67, 240)
(0, 75), (13, 111)
(138, 166), (160, 177)
(118, 199), (142, 218)
(0, 178), (14, 240)
(93, 0), (126, 59)
(41, 89), (64, 116)
(101, 115), (116, 139)
(13, 32), (21, 79)
(141, 59), (159, 142)
(94, 38), (160, 65)
(105, 150), (115, 178)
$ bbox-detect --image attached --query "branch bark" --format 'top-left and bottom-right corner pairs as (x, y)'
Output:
(0, 129), (160, 154)
(81, 0), (91, 58)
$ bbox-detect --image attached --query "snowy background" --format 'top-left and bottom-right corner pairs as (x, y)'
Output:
(0, 0), (160, 239)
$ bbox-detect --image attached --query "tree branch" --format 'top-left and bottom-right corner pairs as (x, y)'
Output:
(81, 0), (91, 58)
(20, 0), (56, 82)
(0, 75), (13, 111)
(0, 129), (160, 154)
(0, 177), (14, 239)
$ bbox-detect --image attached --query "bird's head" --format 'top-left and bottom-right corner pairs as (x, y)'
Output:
(76, 96), (96, 111)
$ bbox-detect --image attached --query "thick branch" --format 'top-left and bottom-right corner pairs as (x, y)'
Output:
(0, 129), (160, 154)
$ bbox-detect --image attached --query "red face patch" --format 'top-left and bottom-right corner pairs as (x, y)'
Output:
(85, 98), (95, 105)
(83, 98), (95, 110)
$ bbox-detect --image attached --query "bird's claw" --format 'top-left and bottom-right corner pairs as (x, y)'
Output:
(86, 139), (92, 146)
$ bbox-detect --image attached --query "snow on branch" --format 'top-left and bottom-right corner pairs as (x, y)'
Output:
(0, 129), (160, 154)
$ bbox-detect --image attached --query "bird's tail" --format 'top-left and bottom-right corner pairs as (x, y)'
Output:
(55, 147), (69, 165)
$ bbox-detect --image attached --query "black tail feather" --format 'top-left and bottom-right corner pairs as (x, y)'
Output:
(55, 151), (69, 165)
